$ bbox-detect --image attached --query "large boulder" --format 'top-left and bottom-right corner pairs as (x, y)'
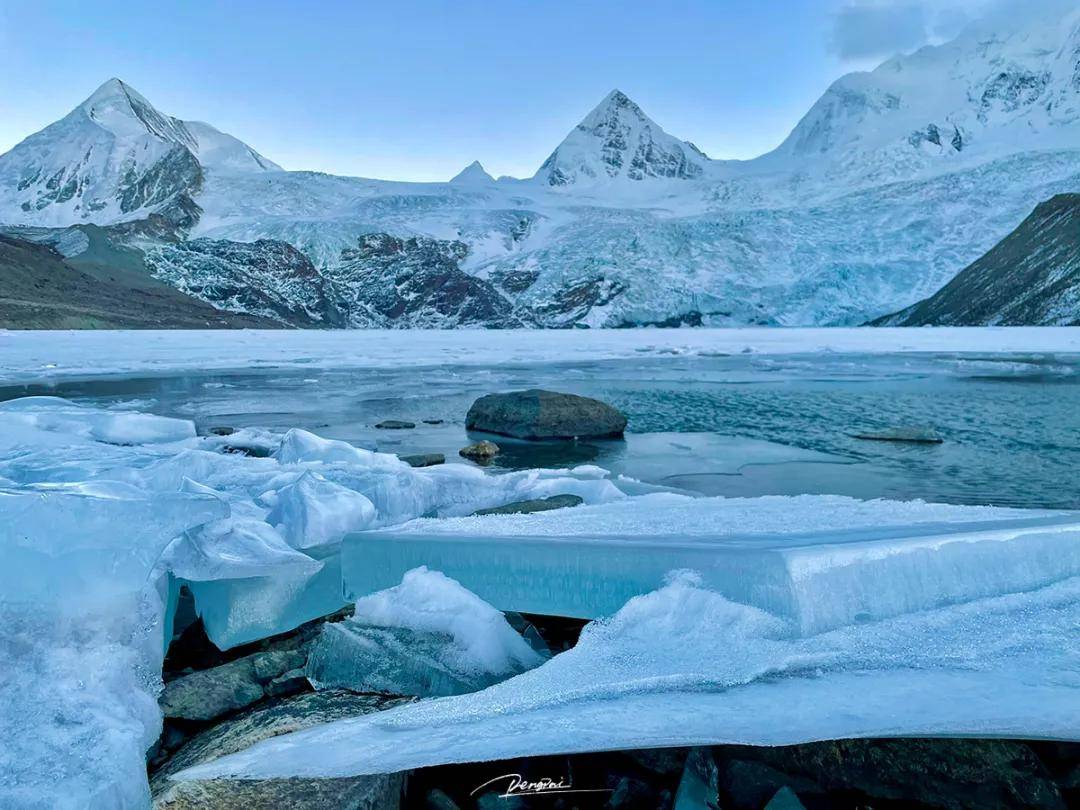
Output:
(466, 389), (627, 440)
(151, 690), (410, 809)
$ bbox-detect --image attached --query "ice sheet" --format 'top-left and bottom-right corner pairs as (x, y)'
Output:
(2, 327), (1079, 383)
(175, 569), (1080, 782)
(343, 494), (1080, 632)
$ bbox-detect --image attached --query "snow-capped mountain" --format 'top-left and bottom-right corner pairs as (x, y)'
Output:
(532, 90), (710, 187)
(0, 78), (277, 229)
(3, 6), (1080, 328)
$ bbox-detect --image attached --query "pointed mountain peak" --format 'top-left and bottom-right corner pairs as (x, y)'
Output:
(450, 160), (494, 185)
(76, 77), (196, 149)
(534, 90), (709, 187)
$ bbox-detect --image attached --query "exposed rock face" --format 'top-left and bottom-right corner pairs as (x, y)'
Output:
(0, 233), (278, 329)
(145, 238), (344, 327)
(327, 234), (521, 328)
(875, 194), (1080, 326)
(531, 276), (628, 327)
(466, 389), (627, 440)
(151, 691), (409, 809)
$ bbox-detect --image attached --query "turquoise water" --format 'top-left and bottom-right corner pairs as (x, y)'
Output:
(2, 351), (1077, 509)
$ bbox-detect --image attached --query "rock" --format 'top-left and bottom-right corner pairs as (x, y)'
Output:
(305, 621), (530, 698)
(851, 426), (943, 443)
(625, 747), (690, 778)
(673, 748), (719, 809)
(160, 657), (265, 722)
(606, 774), (671, 809)
(422, 419), (444, 425)
(266, 667), (310, 698)
(717, 759), (820, 810)
(251, 649), (307, 683)
(721, 739), (1065, 810)
(222, 443), (273, 458)
(424, 788), (461, 810)
(376, 420), (415, 429)
(399, 453), (445, 468)
(764, 787), (805, 810)
(466, 389), (627, 440)
(207, 426), (235, 436)
(459, 440), (500, 460)
(151, 690), (410, 809)
(471, 494), (584, 516)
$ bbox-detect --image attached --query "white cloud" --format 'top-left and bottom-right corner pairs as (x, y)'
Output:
(828, 0), (1076, 62)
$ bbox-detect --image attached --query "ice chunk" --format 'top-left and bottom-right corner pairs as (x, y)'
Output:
(265, 471), (377, 550)
(173, 569), (1080, 781)
(276, 428), (396, 469)
(307, 567), (543, 697)
(0, 395), (195, 445)
(343, 494), (1080, 633)
(0, 482), (224, 810)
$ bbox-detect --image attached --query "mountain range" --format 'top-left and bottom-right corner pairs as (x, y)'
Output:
(2, 6), (1080, 328)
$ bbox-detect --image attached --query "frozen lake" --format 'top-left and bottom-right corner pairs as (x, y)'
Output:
(3, 330), (1078, 509)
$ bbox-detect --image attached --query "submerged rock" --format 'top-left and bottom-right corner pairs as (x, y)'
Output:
(466, 389), (627, 440)
(459, 440), (500, 461)
(851, 426), (943, 443)
(472, 494), (584, 516)
(376, 420), (415, 430)
(151, 690), (409, 809)
(399, 453), (445, 468)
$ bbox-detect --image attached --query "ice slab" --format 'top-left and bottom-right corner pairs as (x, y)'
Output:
(306, 567), (543, 697)
(0, 482), (224, 810)
(343, 493), (1080, 633)
(174, 569), (1080, 782)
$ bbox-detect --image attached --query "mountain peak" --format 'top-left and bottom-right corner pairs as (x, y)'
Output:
(449, 160), (494, 185)
(76, 77), (196, 149)
(533, 89), (708, 186)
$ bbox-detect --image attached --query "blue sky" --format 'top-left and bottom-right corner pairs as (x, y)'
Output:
(0, 0), (997, 181)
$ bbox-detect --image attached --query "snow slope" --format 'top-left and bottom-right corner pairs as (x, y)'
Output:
(3, 8), (1080, 325)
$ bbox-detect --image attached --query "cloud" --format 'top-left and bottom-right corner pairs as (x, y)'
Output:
(828, 2), (930, 60)
(828, 0), (1076, 62)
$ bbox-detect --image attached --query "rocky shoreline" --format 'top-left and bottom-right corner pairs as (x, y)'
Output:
(149, 596), (1079, 809)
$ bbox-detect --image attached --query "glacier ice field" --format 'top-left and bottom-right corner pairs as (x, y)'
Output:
(0, 330), (1078, 807)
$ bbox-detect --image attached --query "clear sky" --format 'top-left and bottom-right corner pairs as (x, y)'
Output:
(0, 0), (1003, 182)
